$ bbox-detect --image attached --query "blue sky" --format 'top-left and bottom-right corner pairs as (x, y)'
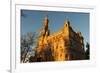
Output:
(21, 10), (89, 49)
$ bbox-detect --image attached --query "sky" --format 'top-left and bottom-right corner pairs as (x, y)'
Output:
(21, 9), (89, 49)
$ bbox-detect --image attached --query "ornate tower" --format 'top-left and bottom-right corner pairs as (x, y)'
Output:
(36, 16), (51, 61)
(36, 16), (50, 56)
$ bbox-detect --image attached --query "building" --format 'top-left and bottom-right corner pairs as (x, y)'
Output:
(35, 16), (85, 62)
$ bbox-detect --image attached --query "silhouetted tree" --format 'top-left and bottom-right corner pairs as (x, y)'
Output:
(21, 32), (36, 63)
(85, 42), (90, 59)
(29, 56), (36, 62)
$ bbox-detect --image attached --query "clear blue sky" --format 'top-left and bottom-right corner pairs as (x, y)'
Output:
(21, 9), (89, 49)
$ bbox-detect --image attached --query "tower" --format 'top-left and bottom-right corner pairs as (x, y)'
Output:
(36, 16), (50, 53)
(36, 16), (51, 61)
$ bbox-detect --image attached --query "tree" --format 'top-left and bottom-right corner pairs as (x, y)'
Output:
(85, 42), (90, 59)
(21, 32), (36, 63)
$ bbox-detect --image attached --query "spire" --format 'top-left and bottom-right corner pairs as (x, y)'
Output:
(64, 17), (70, 27)
(65, 17), (69, 24)
(44, 15), (49, 28)
(45, 15), (48, 21)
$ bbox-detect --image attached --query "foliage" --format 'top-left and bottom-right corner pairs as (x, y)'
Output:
(85, 42), (90, 59)
(21, 32), (36, 63)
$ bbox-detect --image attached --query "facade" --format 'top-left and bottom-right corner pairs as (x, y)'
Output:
(35, 16), (85, 62)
